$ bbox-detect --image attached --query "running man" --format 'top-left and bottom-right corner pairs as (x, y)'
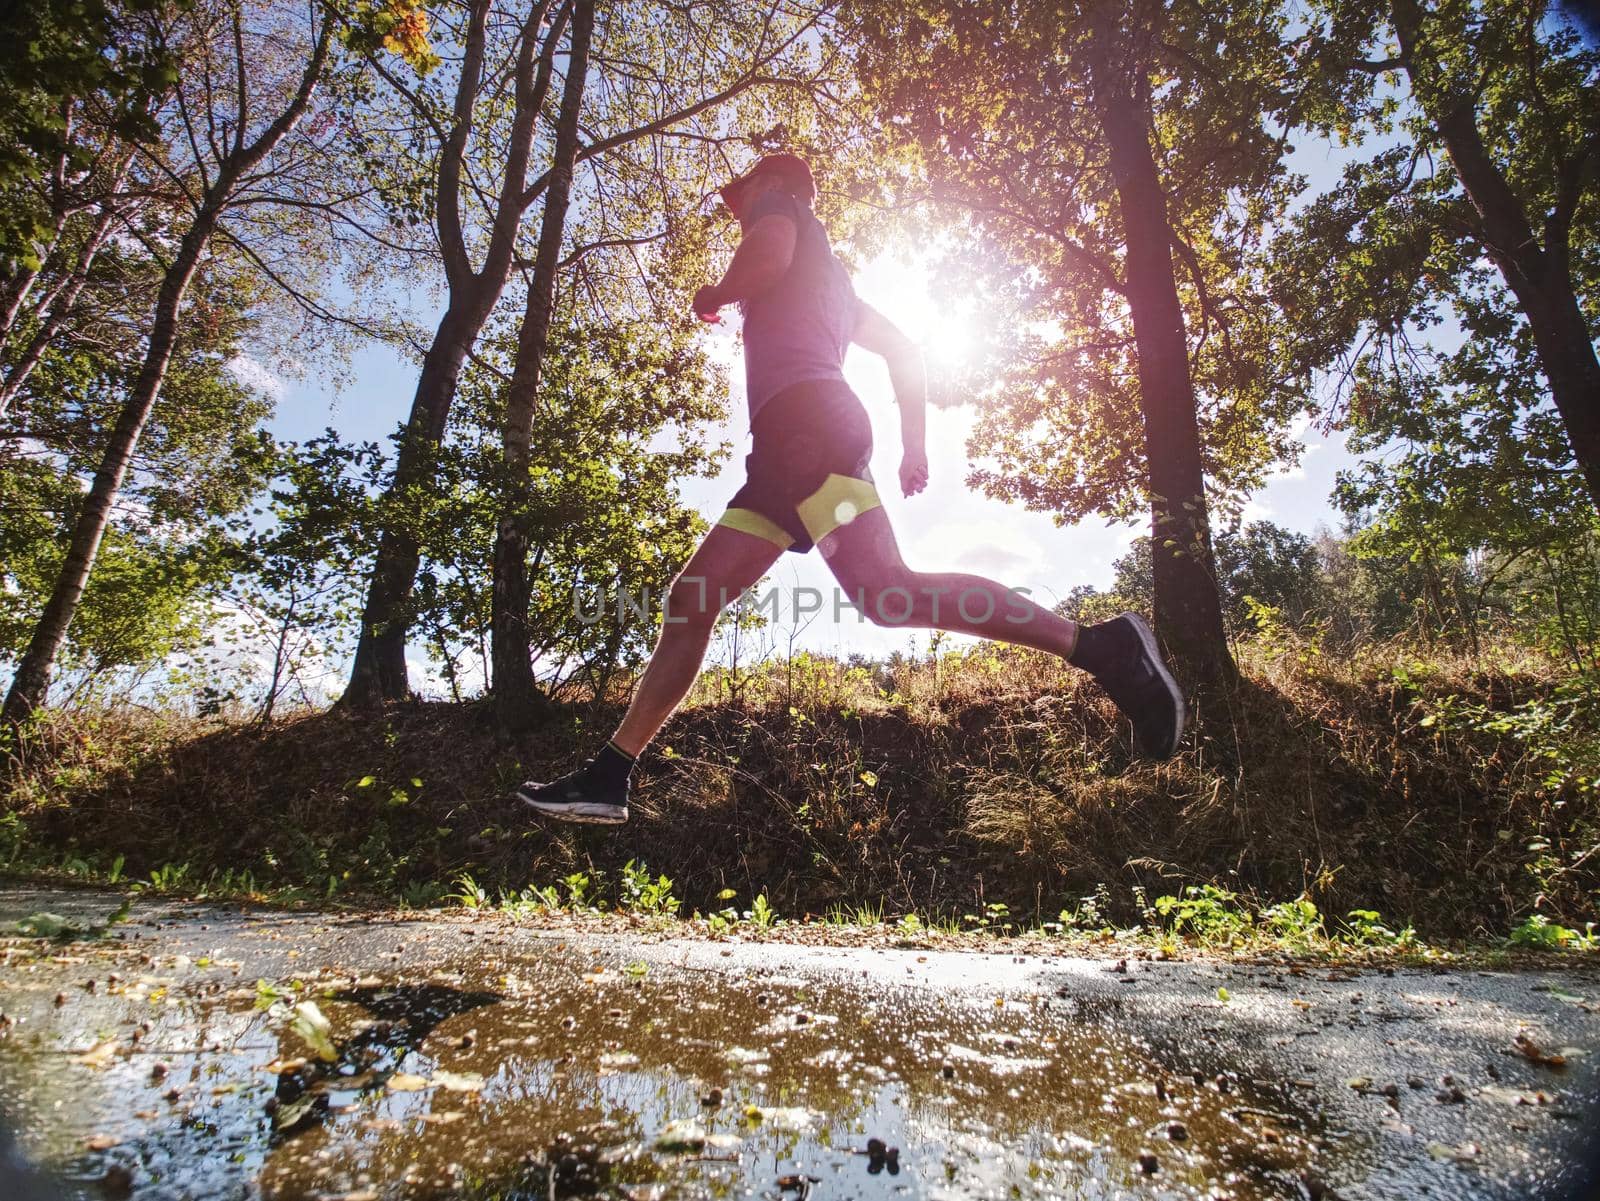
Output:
(517, 153), (1185, 825)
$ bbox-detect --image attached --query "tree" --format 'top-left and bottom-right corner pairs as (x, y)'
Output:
(0, 0), (173, 331)
(1214, 521), (1322, 629)
(2, 268), (275, 695)
(224, 433), (386, 720)
(344, 0), (837, 708)
(1068, 520), (1321, 635)
(1082, 3), (1234, 681)
(1269, 2), (1600, 655)
(407, 320), (727, 703)
(849, 0), (1343, 684)
(1304, 0), (1600, 512)
(3, 0), (336, 723)
(0, 137), (138, 419)
(490, 0), (594, 727)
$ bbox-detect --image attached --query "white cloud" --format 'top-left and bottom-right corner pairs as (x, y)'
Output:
(907, 519), (1043, 579)
(227, 354), (288, 402)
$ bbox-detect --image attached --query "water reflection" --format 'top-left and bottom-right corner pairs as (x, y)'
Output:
(0, 940), (1326, 1200)
(271, 983), (504, 1141)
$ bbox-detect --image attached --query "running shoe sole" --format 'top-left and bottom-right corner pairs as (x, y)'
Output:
(1118, 612), (1187, 760)
(515, 787), (629, 826)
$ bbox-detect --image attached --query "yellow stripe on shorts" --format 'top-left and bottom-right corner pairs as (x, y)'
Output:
(716, 506), (794, 549)
(796, 474), (882, 542)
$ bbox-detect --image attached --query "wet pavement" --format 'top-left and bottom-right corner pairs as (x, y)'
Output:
(0, 886), (1597, 1200)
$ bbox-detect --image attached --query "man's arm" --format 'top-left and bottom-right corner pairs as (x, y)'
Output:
(693, 214), (796, 318)
(853, 300), (929, 497)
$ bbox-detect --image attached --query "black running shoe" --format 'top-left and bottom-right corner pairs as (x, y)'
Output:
(515, 764), (629, 826)
(1085, 613), (1187, 760)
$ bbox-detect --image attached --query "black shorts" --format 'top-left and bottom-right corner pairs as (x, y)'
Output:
(716, 379), (883, 554)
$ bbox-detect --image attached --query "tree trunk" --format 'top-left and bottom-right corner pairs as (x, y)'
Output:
(2, 220), (213, 723)
(1512, 276), (1600, 513)
(3, 18), (330, 724)
(1391, 0), (1600, 514)
(342, 0), (564, 709)
(1087, 9), (1235, 686)
(491, 0), (595, 731)
(343, 303), (482, 708)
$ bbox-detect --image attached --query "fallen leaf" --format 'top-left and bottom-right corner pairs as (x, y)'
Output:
(274, 1095), (320, 1131)
(432, 1070), (484, 1093)
(386, 1072), (432, 1092)
(291, 1001), (338, 1063)
(82, 1133), (119, 1151)
(419, 1110), (464, 1125)
(73, 1040), (119, 1069)
(260, 1057), (308, 1075)
(1481, 1085), (1552, 1107)
(1513, 1033), (1567, 1068)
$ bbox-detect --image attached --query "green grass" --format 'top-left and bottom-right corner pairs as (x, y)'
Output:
(4, 635), (1597, 948)
(9, 844), (1592, 965)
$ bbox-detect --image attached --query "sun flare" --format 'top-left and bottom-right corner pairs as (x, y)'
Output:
(853, 250), (981, 374)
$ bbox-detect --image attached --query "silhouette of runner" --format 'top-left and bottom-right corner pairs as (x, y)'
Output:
(517, 154), (1185, 824)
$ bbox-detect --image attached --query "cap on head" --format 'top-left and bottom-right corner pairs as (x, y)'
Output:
(719, 153), (816, 212)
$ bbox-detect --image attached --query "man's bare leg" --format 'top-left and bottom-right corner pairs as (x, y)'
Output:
(817, 508), (1079, 655)
(517, 523), (782, 823)
(819, 507), (1185, 758)
(611, 524), (784, 755)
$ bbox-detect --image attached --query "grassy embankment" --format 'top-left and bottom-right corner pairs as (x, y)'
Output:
(2, 634), (1597, 951)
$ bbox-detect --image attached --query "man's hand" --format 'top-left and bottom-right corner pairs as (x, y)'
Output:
(692, 284), (725, 323)
(899, 445), (929, 497)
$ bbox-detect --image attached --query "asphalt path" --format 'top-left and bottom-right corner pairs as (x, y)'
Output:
(0, 885), (1597, 1201)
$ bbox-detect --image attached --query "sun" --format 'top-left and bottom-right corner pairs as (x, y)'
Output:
(853, 250), (980, 373)
(847, 247), (987, 422)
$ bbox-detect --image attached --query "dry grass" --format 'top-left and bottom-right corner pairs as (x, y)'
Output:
(3, 635), (1595, 938)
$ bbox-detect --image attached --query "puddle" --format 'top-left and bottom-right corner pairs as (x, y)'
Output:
(0, 929), (1330, 1199)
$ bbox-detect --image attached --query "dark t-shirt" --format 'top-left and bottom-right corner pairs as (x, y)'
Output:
(739, 190), (858, 420)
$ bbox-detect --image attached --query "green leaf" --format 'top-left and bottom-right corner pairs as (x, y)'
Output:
(290, 1001), (338, 1063)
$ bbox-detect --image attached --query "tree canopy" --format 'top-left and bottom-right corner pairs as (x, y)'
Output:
(1, 0), (1595, 725)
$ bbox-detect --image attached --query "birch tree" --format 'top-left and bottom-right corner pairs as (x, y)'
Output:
(4, 0), (338, 723)
(345, 0), (840, 708)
